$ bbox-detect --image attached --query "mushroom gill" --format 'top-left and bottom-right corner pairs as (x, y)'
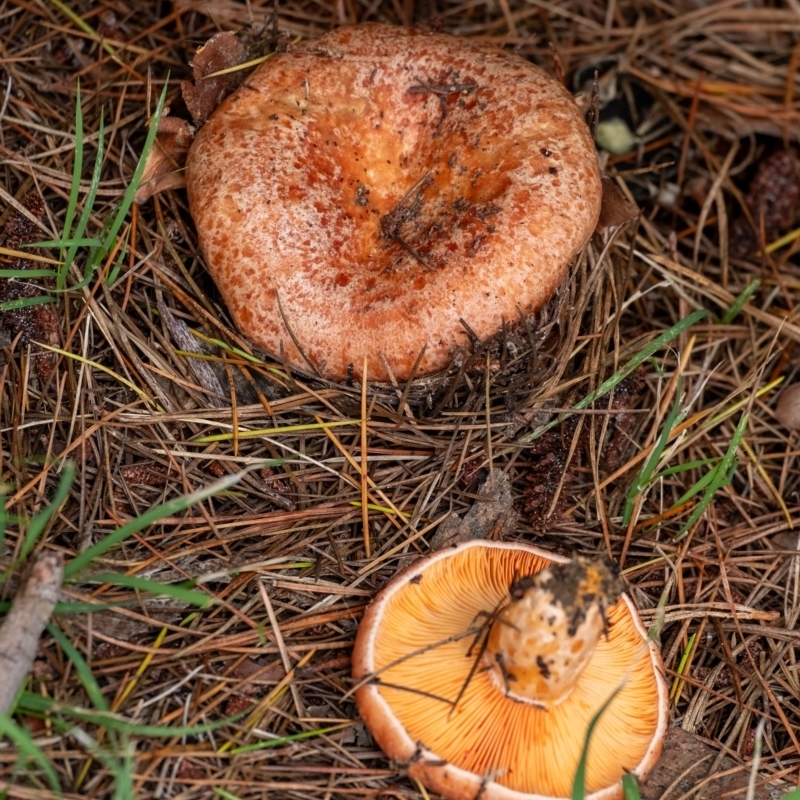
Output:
(367, 543), (662, 797)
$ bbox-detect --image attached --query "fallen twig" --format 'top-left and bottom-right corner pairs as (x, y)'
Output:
(0, 552), (63, 715)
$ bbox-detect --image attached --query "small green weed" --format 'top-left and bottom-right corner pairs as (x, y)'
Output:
(522, 308), (708, 443)
(0, 457), (272, 792)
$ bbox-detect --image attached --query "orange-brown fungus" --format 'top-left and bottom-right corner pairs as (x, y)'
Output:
(187, 24), (602, 381)
(486, 556), (624, 707)
(354, 542), (665, 798)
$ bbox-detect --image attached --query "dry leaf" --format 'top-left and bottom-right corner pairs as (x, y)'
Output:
(134, 115), (194, 204)
(595, 176), (637, 233)
(181, 31), (248, 127)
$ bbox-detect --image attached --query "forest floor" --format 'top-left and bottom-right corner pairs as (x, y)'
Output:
(0, 0), (799, 798)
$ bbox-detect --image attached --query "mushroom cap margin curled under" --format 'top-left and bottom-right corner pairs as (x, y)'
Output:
(186, 23), (603, 381)
(352, 541), (668, 800)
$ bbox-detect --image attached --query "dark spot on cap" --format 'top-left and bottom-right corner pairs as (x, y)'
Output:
(536, 655), (551, 679)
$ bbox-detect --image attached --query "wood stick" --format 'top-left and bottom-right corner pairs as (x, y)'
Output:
(0, 552), (63, 714)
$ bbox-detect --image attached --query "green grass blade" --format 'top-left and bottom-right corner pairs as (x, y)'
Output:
(64, 470), (253, 579)
(0, 714), (61, 791)
(62, 110), (104, 287)
(673, 412), (747, 540)
(523, 309), (708, 443)
(7, 462), (74, 576)
(28, 238), (103, 249)
(49, 0), (119, 58)
(622, 773), (642, 799)
(0, 268), (58, 279)
(0, 295), (56, 312)
(780, 791), (800, 800)
(60, 80), (83, 282)
(623, 380), (684, 526)
(229, 725), (346, 754)
(654, 457), (721, 478)
(571, 685), (623, 800)
(48, 624), (109, 711)
(79, 573), (212, 607)
(0, 483), (7, 553)
(106, 224), (131, 285)
(721, 279), (760, 325)
(214, 790), (244, 800)
(671, 459), (727, 507)
(0, 600), (120, 613)
(53, 601), (119, 613)
(673, 460), (737, 539)
(19, 692), (252, 735)
(87, 80), (168, 275)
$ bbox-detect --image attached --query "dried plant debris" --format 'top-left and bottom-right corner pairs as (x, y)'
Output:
(181, 31), (248, 127)
(430, 469), (517, 548)
(693, 640), (763, 689)
(137, 32), (251, 204)
(641, 726), (784, 800)
(521, 369), (648, 528)
(602, 367), (648, 473)
(118, 463), (170, 487)
(5, 1), (800, 797)
(520, 423), (579, 530)
(0, 193), (60, 381)
(730, 146), (800, 258)
(595, 176), (638, 234)
(134, 114), (195, 204)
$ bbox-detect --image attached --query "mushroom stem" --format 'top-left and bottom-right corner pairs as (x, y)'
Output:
(485, 557), (625, 708)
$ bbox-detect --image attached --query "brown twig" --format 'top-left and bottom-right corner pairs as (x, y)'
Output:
(0, 552), (63, 715)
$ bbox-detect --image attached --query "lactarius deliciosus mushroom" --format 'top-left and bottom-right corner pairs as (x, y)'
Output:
(186, 24), (603, 381)
(352, 541), (667, 800)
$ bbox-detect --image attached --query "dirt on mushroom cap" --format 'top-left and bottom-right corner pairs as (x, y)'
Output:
(354, 542), (666, 798)
(186, 24), (602, 381)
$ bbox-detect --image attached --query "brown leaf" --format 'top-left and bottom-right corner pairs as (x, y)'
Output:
(181, 32), (248, 127)
(595, 176), (637, 233)
(134, 115), (194, 204)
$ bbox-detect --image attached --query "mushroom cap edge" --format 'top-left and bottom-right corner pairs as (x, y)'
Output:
(352, 540), (669, 800)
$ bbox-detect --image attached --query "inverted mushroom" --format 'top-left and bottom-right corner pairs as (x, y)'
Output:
(186, 24), (603, 381)
(352, 541), (667, 800)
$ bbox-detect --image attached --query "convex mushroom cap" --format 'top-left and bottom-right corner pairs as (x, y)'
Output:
(186, 24), (603, 381)
(352, 541), (668, 800)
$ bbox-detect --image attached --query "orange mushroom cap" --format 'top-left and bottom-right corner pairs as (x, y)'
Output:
(186, 24), (602, 381)
(352, 541), (668, 800)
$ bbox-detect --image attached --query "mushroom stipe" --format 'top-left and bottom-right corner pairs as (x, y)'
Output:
(352, 541), (668, 800)
(186, 24), (603, 382)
